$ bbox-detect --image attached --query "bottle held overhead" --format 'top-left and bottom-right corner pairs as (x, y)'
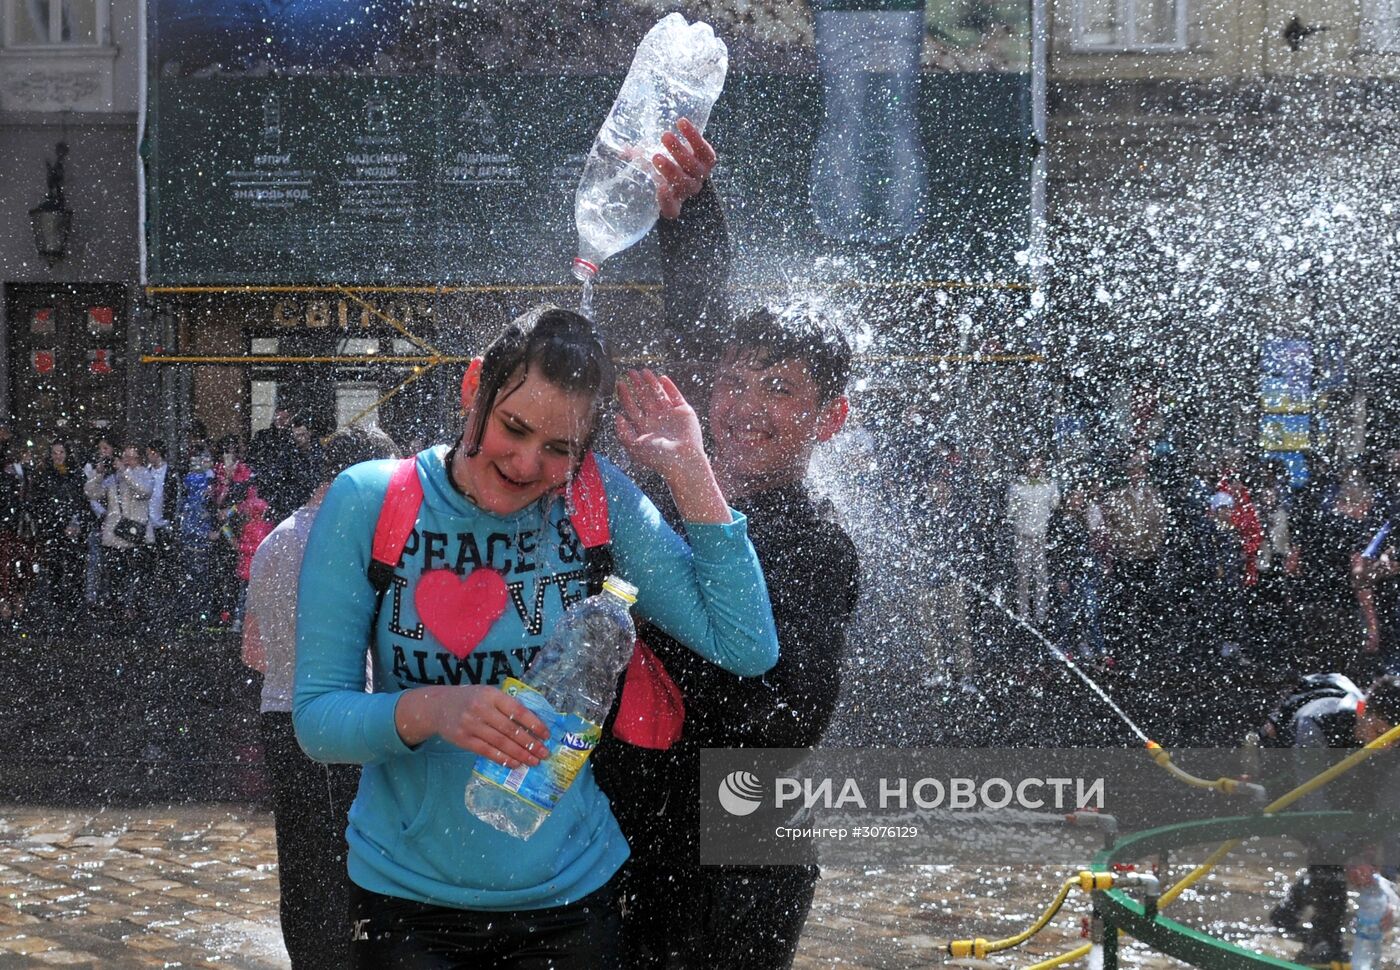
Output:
(572, 12), (728, 298)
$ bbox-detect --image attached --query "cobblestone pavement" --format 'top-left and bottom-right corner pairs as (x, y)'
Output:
(0, 802), (1325, 969)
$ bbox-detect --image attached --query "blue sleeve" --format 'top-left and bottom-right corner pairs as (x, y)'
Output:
(293, 470), (414, 764)
(601, 460), (778, 677)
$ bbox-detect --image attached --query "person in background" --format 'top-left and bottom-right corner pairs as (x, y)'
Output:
(921, 473), (974, 688)
(1048, 480), (1108, 665)
(1102, 455), (1167, 669)
(177, 448), (217, 629)
(82, 437), (115, 610)
(1295, 466), (1376, 673)
(244, 426), (398, 970)
(250, 404), (294, 471)
(1251, 466), (1298, 669)
(211, 435), (253, 626)
(1198, 490), (1247, 661)
(84, 443), (154, 630)
(1006, 454), (1060, 626)
(257, 410), (321, 523)
(233, 489), (274, 631)
(283, 415), (323, 517)
(28, 441), (86, 626)
(146, 440), (177, 634)
(0, 437), (29, 624)
(1269, 675), (1400, 965)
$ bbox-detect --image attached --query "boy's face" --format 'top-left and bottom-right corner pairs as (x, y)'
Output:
(707, 349), (847, 496)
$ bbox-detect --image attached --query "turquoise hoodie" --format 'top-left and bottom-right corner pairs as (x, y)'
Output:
(294, 446), (778, 911)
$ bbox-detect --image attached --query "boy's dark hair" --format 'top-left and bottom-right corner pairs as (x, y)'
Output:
(291, 413), (311, 430)
(1365, 675), (1400, 728)
(724, 303), (852, 404)
(323, 426), (398, 482)
(465, 304), (615, 457)
(148, 439), (167, 459)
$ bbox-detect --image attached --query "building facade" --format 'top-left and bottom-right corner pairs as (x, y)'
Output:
(0, 0), (158, 453)
(1045, 0), (1400, 460)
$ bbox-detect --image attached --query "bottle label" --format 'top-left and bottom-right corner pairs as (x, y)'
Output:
(470, 677), (601, 815)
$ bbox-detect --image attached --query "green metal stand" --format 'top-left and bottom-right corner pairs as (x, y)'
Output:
(1090, 811), (1399, 970)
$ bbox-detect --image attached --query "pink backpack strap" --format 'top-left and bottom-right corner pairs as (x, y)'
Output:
(567, 452), (610, 548)
(369, 457), (423, 592)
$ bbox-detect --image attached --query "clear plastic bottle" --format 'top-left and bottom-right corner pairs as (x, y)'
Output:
(572, 12), (728, 313)
(464, 576), (639, 840)
(1352, 873), (1398, 970)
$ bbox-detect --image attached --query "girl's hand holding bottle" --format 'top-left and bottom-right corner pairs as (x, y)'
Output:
(394, 684), (550, 771)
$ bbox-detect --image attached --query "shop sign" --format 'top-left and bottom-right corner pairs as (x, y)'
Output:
(269, 297), (439, 330)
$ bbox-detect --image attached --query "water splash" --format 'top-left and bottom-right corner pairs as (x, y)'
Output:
(950, 571), (1153, 746)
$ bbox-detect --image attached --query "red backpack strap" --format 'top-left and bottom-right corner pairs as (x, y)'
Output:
(567, 451), (610, 549)
(566, 453), (688, 751)
(369, 457), (423, 593)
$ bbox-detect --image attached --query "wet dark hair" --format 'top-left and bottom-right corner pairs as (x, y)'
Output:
(464, 304), (615, 457)
(323, 426), (398, 482)
(148, 439), (167, 459)
(1365, 675), (1400, 729)
(722, 303), (852, 404)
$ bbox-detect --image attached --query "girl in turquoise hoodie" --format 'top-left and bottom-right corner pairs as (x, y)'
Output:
(294, 303), (778, 967)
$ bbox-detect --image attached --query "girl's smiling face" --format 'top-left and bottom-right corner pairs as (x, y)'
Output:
(458, 369), (593, 516)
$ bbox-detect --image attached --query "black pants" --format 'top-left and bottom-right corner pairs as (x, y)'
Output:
(348, 876), (623, 969)
(260, 712), (360, 970)
(620, 864), (818, 970)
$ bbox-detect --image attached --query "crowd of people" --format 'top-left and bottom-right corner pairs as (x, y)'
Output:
(0, 411), (330, 635)
(911, 434), (1400, 700)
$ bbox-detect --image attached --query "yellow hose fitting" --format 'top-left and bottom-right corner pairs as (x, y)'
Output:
(947, 939), (989, 959)
(1145, 741), (1172, 768)
(1078, 870), (1114, 892)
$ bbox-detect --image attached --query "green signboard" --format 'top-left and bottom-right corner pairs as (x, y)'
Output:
(145, 2), (1034, 286)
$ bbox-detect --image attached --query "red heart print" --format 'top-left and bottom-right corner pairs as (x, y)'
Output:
(414, 567), (509, 660)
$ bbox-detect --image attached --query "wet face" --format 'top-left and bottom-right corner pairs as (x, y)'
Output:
(291, 425), (312, 450)
(121, 446), (141, 469)
(97, 440), (114, 461)
(146, 447), (162, 466)
(50, 443), (66, 467)
(708, 351), (845, 496)
(459, 369), (593, 516)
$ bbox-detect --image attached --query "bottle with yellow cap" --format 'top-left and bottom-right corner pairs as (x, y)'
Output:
(465, 576), (640, 839)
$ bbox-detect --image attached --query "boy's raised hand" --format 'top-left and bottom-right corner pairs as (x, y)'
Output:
(655, 117), (716, 219)
(615, 369), (704, 478)
(616, 368), (732, 525)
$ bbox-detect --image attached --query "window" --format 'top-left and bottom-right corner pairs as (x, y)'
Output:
(4, 0), (105, 47)
(1071, 0), (1187, 52)
(1361, 0), (1400, 53)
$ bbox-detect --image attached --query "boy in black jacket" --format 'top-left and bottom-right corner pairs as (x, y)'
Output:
(593, 162), (861, 966)
(595, 303), (860, 970)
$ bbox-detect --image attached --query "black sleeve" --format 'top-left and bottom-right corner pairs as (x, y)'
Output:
(654, 525), (861, 750)
(656, 179), (732, 358)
